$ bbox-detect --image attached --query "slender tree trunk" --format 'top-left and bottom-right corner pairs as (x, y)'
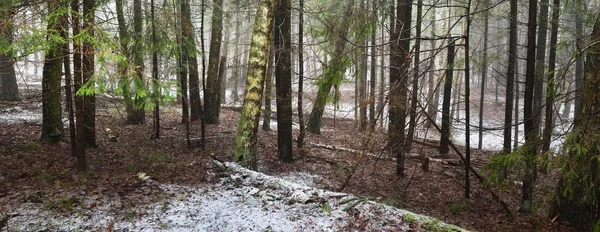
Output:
(232, 13), (241, 103)
(504, 0), (517, 153)
(82, 0), (96, 147)
(542, 0), (560, 155)
(439, 40), (455, 155)
(479, 0), (489, 150)
(205, 0), (224, 124)
(514, 53), (520, 149)
(219, 13), (230, 106)
(72, 0), (86, 172)
(406, 0), (422, 152)
(132, 0), (145, 124)
(0, 1), (19, 101)
(41, 2), (65, 144)
(151, 0), (160, 138)
(274, 0), (293, 162)
(389, 0), (412, 176)
(297, 0), (305, 149)
(183, 0), (201, 122)
(61, 11), (76, 156)
(520, 0), (538, 214)
(425, 1), (436, 129)
(234, 0), (277, 170)
(116, 0), (136, 123)
(368, 0), (377, 129)
(463, 0), (472, 199)
(262, 37), (274, 131)
(573, 0), (584, 121)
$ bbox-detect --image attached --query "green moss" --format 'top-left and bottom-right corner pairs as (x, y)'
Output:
(448, 199), (472, 214)
(36, 173), (55, 183)
(18, 141), (40, 150)
(45, 196), (81, 212)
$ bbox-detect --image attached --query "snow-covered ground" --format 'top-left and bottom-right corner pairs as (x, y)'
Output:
(4, 162), (466, 231)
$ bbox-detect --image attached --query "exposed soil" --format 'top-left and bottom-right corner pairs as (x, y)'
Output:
(0, 89), (576, 231)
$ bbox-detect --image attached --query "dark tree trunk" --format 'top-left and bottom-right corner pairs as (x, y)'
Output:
(151, 0), (160, 138)
(573, 0), (584, 121)
(82, 0), (96, 148)
(368, 0), (377, 129)
(41, 2), (65, 144)
(439, 40), (455, 155)
(389, 0), (411, 176)
(297, 0), (305, 149)
(463, 1), (472, 199)
(72, 0), (86, 172)
(183, 0), (201, 122)
(520, 0), (538, 214)
(205, 0), (224, 124)
(542, 0), (560, 155)
(274, 0), (293, 162)
(406, 0), (422, 152)
(504, 0), (517, 153)
(479, 0), (489, 150)
(0, 1), (19, 101)
(131, 0), (145, 124)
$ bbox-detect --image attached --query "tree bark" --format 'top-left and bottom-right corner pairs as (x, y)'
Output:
(439, 40), (455, 155)
(542, 0), (560, 154)
(205, 0), (224, 124)
(274, 0), (293, 162)
(406, 0), (422, 152)
(72, 0), (86, 172)
(479, 0), (489, 150)
(234, 0), (277, 170)
(389, 0), (412, 176)
(0, 0), (19, 101)
(262, 36), (274, 131)
(504, 0), (517, 153)
(297, 0), (305, 149)
(520, 0), (538, 214)
(41, 2), (65, 144)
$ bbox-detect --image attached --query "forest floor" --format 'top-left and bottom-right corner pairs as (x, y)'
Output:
(0, 88), (577, 231)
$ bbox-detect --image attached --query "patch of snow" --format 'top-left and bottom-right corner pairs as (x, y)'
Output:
(5, 162), (467, 231)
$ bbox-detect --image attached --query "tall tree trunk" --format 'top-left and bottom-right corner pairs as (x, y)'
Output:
(82, 0), (96, 147)
(406, 0), (422, 152)
(219, 13), (230, 106)
(132, 0), (145, 124)
(573, 0), (584, 121)
(297, 0), (305, 149)
(542, 0), (560, 156)
(533, 0), (549, 143)
(368, 0), (377, 130)
(479, 0), (489, 150)
(389, 0), (411, 176)
(425, 1), (436, 129)
(307, 1), (354, 135)
(151, 0), (160, 138)
(184, 0), (201, 122)
(61, 10), (76, 156)
(520, 0), (538, 214)
(72, 0), (86, 172)
(504, 0), (517, 153)
(41, 2), (65, 144)
(231, 13), (241, 103)
(262, 36), (274, 131)
(234, 0), (277, 170)
(439, 40), (455, 155)
(274, 0), (293, 162)
(0, 0), (19, 101)
(463, 0), (472, 199)
(205, 0), (224, 124)
(551, 15), (600, 231)
(116, 0), (136, 123)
